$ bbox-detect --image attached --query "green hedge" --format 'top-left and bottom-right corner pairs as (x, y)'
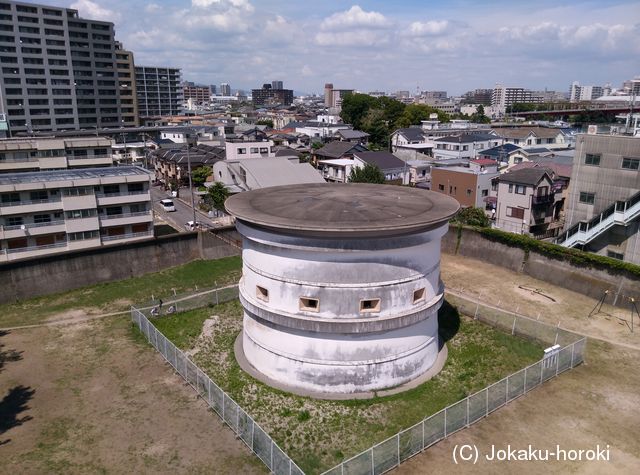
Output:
(467, 225), (640, 279)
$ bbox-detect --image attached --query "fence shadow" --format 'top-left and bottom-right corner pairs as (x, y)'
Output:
(0, 331), (23, 374)
(0, 385), (35, 445)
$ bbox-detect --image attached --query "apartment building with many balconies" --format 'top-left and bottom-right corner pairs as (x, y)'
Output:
(0, 166), (153, 261)
(135, 65), (182, 118)
(0, 136), (113, 172)
(0, 0), (126, 136)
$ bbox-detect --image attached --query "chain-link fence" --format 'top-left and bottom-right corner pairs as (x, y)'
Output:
(130, 306), (304, 475)
(321, 336), (587, 475)
(445, 290), (582, 347)
(136, 284), (240, 318)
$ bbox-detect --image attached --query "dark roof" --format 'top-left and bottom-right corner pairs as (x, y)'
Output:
(523, 147), (552, 154)
(479, 143), (521, 157)
(434, 133), (497, 143)
(337, 129), (369, 139)
(510, 160), (572, 179)
(395, 128), (425, 142)
(274, 147), (301, 158)
(499, 167), (554, 186)
(354, 151), (405, 170)
(315, 141), (368, 159)
(152, 143), (226, 165)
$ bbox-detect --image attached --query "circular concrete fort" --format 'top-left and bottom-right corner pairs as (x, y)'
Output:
(226, 183), (459, 396)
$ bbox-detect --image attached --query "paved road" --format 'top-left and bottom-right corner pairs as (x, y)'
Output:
(151, 186), (218, 232)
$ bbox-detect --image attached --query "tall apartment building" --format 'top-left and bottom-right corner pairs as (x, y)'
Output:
(220, 82), (231, 96)
(491, 85), (542, 109)
(135, 65), (182, 117)
(0, 136), (113, 172)
(183, 84), (211, 105)
(569, 82), (607, 102)
(271, 80), (283, 90)
(115, 42), (138, 127)
(0, 1), (126, 136)
(251, 83), (293, 106)
(558, 133), (640, 264)
(0, 166), (153, 262)
(462, 89), (493, 106)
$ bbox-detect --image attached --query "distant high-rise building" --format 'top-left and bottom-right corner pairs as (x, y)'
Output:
(272, 80), (283, 90)
(491, 85), (542, 108)
(183, 84), (211, 105)
(135, 66), (182, 117)
(220, 83), (231, 96)
(423, 91), (447, 101)
(252, 82), (293, 106)
(569, 81), (607, 102)
(324, 83), (334, 107)
(210, 84), (217, 95)
(462, 89), (493, 106)
(115, 42), (138, 127)
(0, 0), (126, 136)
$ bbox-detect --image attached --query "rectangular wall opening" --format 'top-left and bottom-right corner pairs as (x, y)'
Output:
(413, 287), (426, 304)
(360, 298), (381, 313)
(299, 297), (319, 312)
(256, 285), (269, 302)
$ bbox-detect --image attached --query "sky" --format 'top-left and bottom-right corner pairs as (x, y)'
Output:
(31, 0), (640, 95)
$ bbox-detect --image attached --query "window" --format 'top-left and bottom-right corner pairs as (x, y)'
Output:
(466, 188), (472, 196)
(607, 250), (624, 260)
(69, 230), (99, 241)
(260, 147), (268, 154)
(127, 183), (143, 193)
(6, 216), (23, 226)
(63, 187), (92, 196)
(508, 184), (513, 193)
(65, 209), (96, 219)
(413, 288), (426, 304)
(481, 189), (489, 197)
(579, 192), (595, 205)
(536, 139), (542, 145)
(250, 147), (258, 154)
(256, 285), (269, 302)
(506, 207), (525, 219)
(299, 297), (319, 312)
(102, 184), (120, 195)
(33, 214), (51, 224)
(438, 184), (444, 191)
(360, 298), (381, 313)
(515, 184), (526, 195)
(30, 190), (48, 201)
(237, 148), (246, 155)
(621, 158), (639, 170)
(585, 153), (601, 166)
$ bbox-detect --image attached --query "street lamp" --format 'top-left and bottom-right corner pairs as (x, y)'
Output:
(185, 133), (197, 227)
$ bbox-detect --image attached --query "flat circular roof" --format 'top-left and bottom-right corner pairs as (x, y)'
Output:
(225, 183), (460, 237)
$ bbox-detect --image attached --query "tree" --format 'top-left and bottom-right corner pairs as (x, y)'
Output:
(470, 105), (491, 124)
(396, 104), (450, 128)
(452, 207), (490, 227)
(361, 108), (389, 148)
(348, 163), (385, 184)
(207, 182), (230, 211)
(256, 119), (274, 128)
(191, 166), (211, 188)
(340, 93), (379, 130)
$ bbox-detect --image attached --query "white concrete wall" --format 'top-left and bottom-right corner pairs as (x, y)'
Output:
(236, 220), (449, 394)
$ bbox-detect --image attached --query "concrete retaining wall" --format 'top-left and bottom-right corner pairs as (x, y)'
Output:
(0, 232), (239, 304)
(445, 227), (640, 306)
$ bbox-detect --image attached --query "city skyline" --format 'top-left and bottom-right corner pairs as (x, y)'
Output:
(21, 0), (640, 95)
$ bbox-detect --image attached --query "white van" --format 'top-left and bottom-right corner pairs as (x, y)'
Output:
(160, 199), (176, 212)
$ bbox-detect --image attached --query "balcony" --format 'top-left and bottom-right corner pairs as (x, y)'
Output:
(98, 210), (152, 226)
(0, 220), (66, 239)
(101, 230), (153, 243)
(95, 190), (150, 206)
(0, 197), (63, 215)
(532, 193), (554, 205)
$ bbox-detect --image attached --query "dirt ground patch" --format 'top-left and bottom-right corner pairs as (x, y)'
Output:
(394, 254), (640, 474)
(0, 316), (263, 474)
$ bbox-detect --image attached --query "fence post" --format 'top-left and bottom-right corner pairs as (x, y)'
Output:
(511, 316), (516, 335)
(466, 397), (470, 427)
(371, 448), (374, 473)
(570, 341), (575, 367)
(444, 408), (447, 437)
(524, 367), (528, 393)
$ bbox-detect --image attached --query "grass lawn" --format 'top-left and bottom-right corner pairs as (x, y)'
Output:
(0, 256), (242, 328)
(152, 300), (543, 474)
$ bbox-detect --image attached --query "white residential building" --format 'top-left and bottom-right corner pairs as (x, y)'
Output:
(0, 167), (153, 262)
(224, 140), (275, 160)
(433, 133), (502, 160)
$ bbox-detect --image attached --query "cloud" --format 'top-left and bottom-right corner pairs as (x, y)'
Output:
(315, 30), (390, 46)
(144, 3), (161, 13)
(301, 65), (313, 77)
(70, 0), (120, 22)
(320, 5), (389, 30)
(192, 0), (254, 12)
(408, 20), (450, 36)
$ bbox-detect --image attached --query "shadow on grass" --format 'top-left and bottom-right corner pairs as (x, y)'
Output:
(438, 299), (460, 349)
(0, 385), (35, 445)
(0, 330), (23, 374)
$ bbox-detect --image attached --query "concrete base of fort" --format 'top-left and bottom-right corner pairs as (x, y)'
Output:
(234, 329), (448, 400)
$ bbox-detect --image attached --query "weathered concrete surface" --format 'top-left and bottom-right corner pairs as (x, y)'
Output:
(0, 232), (239, 304)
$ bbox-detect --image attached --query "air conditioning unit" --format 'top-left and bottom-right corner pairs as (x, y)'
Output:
(587, 124), (598, 135)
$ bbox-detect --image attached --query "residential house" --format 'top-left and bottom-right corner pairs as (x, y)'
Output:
(353, 151), (409, 184)
(213, 158), (323, 192)
(390, 128), (434, 161)
(494, 168), (562, 237)
(492, 126), (571, 150)
(151, 143), (225, 186)
(431, 162), (499, 209)
(433, 133), (502, 160)
(335, 129), (370, 145)
(313, 142), (368, 165)
(0, 167), (153, 262)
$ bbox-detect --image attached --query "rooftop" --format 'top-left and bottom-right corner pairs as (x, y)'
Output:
(354, 151), (405, 170)
(433, 133), (497, 143)
(225, 183), (459, 237)
(499, 167), (553, 186)
(0, 166), (150, 186)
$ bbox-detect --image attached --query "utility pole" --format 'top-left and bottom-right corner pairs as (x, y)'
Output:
(186, 133), (197, 227)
